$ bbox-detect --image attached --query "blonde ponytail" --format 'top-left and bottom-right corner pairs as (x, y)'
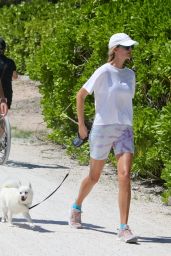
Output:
(107, 47), (116, 62)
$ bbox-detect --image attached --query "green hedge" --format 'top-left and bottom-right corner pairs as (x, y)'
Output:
(0, 0), (171, 201)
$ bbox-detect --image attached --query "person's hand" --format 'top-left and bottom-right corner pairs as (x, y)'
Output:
(72, 124), (89, 147)
(0, 102), (8, 116)
(78, 123), (88, 139)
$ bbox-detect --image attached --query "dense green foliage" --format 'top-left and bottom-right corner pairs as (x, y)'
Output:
(0, 0), (171, 200)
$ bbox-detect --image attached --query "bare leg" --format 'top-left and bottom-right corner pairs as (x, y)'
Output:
(69, 158), (105, 228)
(75, 158), (105, 206)
(116, 152), (133, 225)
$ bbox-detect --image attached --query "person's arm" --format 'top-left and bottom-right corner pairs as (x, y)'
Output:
(12, 70), (18, 80)
(76, 87), (89, 139)
(11, 59), (18, 80)
(0, 80), (8, 116)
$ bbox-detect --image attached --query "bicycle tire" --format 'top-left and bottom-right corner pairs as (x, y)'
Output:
(0, 116), (11, 165)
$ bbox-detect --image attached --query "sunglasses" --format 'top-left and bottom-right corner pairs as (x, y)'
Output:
(117, 45), (134, 50)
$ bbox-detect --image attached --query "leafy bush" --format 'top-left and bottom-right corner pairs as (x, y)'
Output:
(133, 106), (162, 179)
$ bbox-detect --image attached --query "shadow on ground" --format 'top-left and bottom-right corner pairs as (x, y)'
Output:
(12, 218), (116, 235)
(6, 160), (70, 170)
(139, 236), (171, 244)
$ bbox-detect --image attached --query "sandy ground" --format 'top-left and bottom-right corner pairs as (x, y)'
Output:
(0, 76), (170, 256)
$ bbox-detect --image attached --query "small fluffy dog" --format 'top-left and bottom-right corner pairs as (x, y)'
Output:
(0, 180), (34, 227)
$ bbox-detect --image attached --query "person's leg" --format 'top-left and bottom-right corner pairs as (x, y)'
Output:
(69, 124), (113, 228)
(75, 158), (105, 206)
(116, 152), (137, 243)
(69, 158), (105, 228)
(116, 152), (132, 225)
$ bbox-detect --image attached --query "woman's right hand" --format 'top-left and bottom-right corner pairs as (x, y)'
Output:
(78, 124), (88, 139)
(76, 87), (89, 139)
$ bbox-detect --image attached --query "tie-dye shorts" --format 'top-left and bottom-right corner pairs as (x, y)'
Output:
(89, 124), (134, 160)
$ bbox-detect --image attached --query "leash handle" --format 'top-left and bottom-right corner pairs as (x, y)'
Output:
(29, 172), (69, 210)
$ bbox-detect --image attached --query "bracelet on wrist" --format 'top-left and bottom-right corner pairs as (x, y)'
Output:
(0, 98), (7, 104)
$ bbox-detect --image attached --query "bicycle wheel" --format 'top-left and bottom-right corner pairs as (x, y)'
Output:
(0, 116), (11, 165)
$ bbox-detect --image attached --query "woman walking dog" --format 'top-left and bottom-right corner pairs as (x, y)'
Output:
(69, 33), (138, 243)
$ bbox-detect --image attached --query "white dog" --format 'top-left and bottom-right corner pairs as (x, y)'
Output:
(0, 180), (34, 227)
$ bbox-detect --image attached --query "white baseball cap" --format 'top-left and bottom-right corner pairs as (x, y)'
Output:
(108, 33), (138, 49)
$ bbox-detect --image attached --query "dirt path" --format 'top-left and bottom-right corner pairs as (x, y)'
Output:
(0, 76), (170, 256)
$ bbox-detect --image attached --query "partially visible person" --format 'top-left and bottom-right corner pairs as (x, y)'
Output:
(0, 79), (8, 137)
(0, 37), (18, 109)
(0, 79), (8, 116)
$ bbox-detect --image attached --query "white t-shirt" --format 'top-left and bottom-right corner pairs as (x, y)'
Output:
(83, 63), (135, 126)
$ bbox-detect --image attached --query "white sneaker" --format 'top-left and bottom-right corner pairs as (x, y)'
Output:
(118, 225), (138, 243)
(68, 208), (82, 229)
